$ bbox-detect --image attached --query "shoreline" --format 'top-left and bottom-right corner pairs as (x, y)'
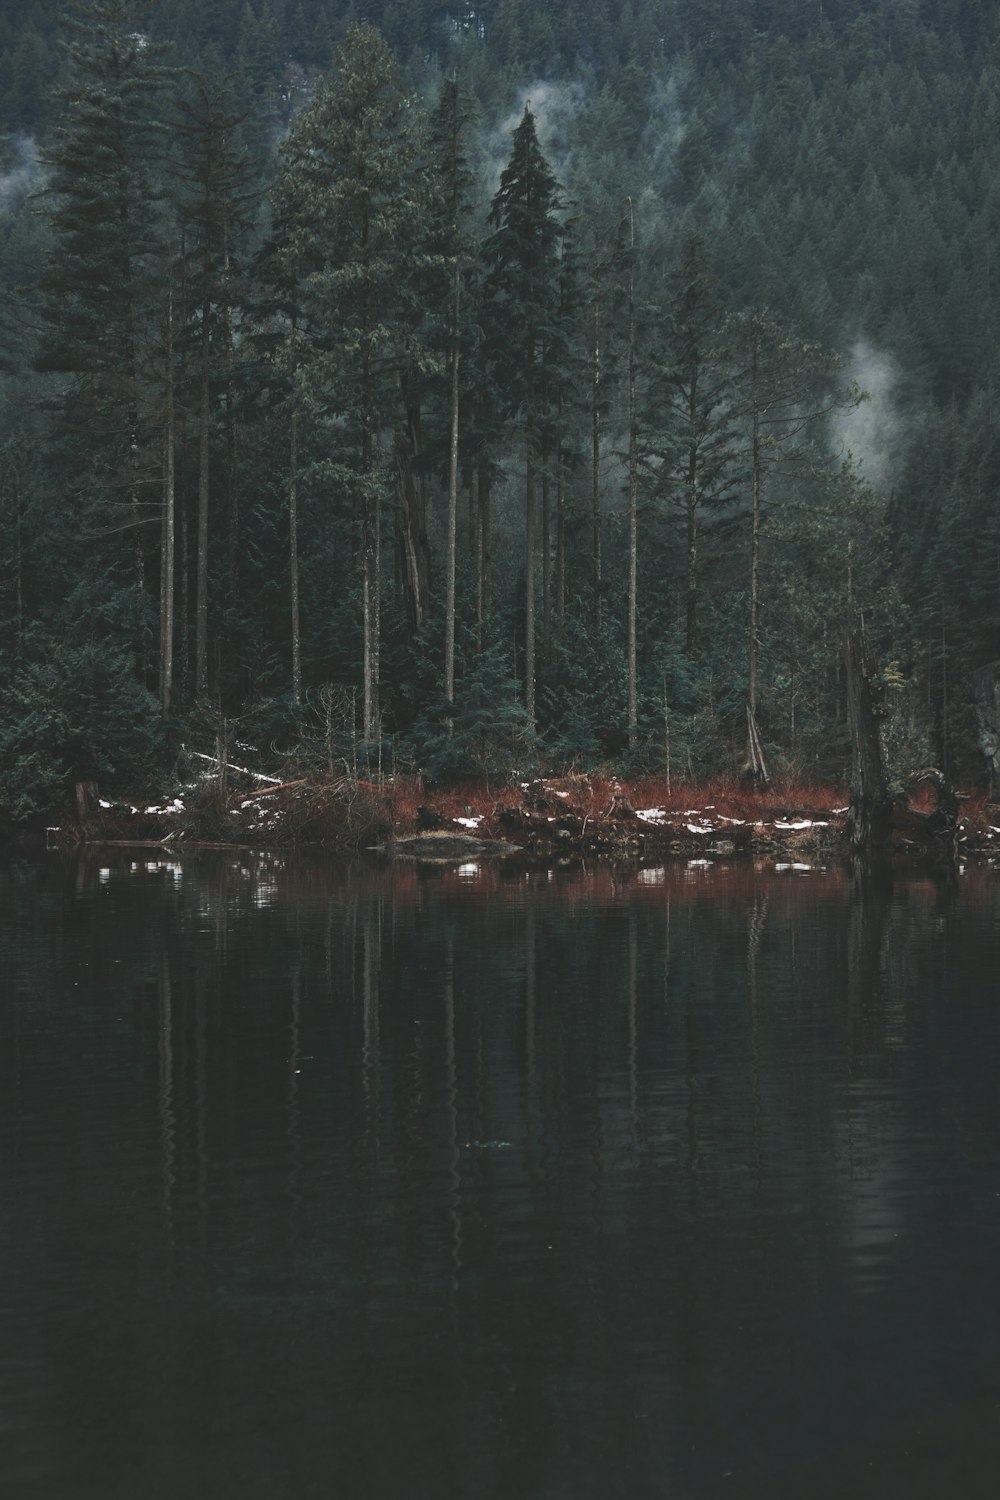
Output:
(20, 770), (999, 865)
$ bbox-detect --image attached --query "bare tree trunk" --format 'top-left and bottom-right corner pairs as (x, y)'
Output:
(748, 344), (761, 719)
(556, 436), (566, 628)
(845, 626), (892, 856)
(541, 427), (552, 667)
(289, 401), (301, 706)
(195, 299), (210, 698)
(179, 482), (190, 702)
(626, 198), (638, 750)
(159, 288), (176, 717)
(394, 395), (430, 634)
(524, 406), (536, 725)
(445, 269), (460, 712)
(746, 335), (766, 778)
(222, 220), (238, 622)
(476, 460), (490, 655)
(591, 298), (603, 631)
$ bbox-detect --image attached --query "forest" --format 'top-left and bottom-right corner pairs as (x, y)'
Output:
(2, 0), (1000, 824)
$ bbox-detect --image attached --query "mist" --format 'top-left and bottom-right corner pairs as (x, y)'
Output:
(0, 135), (41, 215)
(479, 79), (587, 194)
(829, 339), (907, 490)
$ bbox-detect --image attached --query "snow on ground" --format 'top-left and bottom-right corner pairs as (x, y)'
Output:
(636, 807), (667, 824)
(454, 815), (482, 829)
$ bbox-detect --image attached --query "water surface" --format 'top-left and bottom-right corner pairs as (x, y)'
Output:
(2, 851), (1000, 1498)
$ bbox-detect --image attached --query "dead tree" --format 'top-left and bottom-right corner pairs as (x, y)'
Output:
(845, 627), (893, 856)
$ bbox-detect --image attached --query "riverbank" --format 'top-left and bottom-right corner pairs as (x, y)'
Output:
(37, 769), (1000, 863)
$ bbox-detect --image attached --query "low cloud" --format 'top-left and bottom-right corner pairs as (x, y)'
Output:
(830, 339), (906, 489)
(0, 135), (41, 214)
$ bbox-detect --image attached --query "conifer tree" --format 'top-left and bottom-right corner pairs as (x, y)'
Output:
(274, 22), (424, 742)
(427, 78), (476, 716)
(34, 0), (170, 656)
(482, 104), (563, 726)
(174, 71), (256, 698)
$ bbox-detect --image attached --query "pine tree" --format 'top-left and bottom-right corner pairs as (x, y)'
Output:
(427, 78), (476, 716)
(34, 0), (171, 663)
(173, 70), (257, 698)
(274, 22), (424, 743)
(482, 104), (564, 726)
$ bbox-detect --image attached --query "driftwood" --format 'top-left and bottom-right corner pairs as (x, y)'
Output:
(238, 779), (308, 800)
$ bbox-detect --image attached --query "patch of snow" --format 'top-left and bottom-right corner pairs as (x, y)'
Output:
(555, 790), (570, 798)
(773, 819), (814, 831)
(686, 823), (711, 835)
(717, 815), (746, 825)
(454, 815), (481, 829)
(832, 806), (849, 814)
(99, 799), (113, 809)
(636, 807), (666, 824)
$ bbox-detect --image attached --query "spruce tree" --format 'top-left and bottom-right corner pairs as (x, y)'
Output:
(34, 0), (170, 660)
(482, 104), (564, 726)
(274, 22), (424, 743)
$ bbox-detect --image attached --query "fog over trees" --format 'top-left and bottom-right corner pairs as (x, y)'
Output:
(2, 0), (999, 814)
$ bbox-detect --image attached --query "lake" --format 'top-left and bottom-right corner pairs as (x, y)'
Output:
(2, 849), (1000, 1498)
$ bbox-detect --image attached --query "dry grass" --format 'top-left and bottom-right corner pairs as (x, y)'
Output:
(364, 770), (851, 838)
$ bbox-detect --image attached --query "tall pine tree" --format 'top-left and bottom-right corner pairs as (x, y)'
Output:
(483, 104), (563, 726)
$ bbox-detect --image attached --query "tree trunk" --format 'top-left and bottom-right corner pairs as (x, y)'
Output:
(524, 406), (536, 725)
(541, 427), (551, 667)
(746, 336), (765, 778)
(195, 298), (210, 698)
(626, 198), (638, 750)
(289, 400), (301, 706)
(748, 340), (761, 718)
(222, 222), (239, 621)
(591, 298), (603, 631)
(394, 395), (430, 634)
(845, 626), (892, 855)
(684, 365), (699, 657)
(476, 460), (491, 656)
(444, 268), (460, 712)
(159, 288), (176, 717)
(555, 436), (566, 628)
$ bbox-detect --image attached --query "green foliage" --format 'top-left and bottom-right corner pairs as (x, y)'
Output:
(2, 0), (1000, 814)
(408, 636), (536, 783)
(0, 638), (162, 819)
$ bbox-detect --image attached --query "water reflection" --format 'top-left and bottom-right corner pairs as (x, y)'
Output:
(1, 851), (1000, 1497)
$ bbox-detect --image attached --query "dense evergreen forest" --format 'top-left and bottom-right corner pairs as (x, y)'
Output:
(2, 0), (1000, 819)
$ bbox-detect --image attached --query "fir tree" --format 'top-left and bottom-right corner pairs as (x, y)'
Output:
(482, 104), (564, 726)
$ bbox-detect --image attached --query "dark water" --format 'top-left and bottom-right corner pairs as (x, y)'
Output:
(2, 851), (1000, 1499)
